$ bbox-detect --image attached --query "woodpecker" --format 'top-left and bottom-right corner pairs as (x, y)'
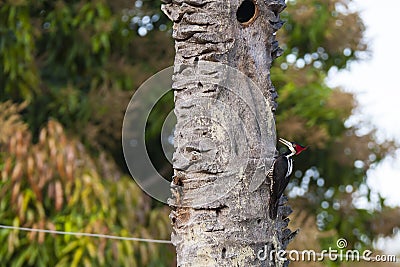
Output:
(268, 138), (307, 219)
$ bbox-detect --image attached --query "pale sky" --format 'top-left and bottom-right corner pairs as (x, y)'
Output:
(326, 0), (400, 253)
(327, 0), (400, 207)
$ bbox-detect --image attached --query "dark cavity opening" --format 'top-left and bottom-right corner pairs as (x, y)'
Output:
(236, 0), (256, 24)
(222, 247), (226, 258)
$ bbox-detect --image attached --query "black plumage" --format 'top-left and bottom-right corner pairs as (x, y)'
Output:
(268, 153), (293, 219)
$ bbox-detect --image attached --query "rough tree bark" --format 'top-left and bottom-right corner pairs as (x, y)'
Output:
(162, 0), (297, 266)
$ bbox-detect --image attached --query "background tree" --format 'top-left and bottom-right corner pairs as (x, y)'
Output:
(0, 101), (174, 266)
(0, 0), (174, 167)
(1, 1), (175, 266)
(272, 0), (398, 251)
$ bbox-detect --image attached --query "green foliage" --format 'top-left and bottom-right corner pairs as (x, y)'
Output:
(279, 0), (367, 71)
(0, 102), (174, 266)
(0, 0), (173, 145)
(0, 3), (39, 100)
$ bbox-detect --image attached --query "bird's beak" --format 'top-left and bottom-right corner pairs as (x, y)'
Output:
(278, 138), (292, 148)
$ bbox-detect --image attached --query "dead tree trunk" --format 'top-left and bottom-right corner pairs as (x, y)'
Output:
(162, 0), (296, 266)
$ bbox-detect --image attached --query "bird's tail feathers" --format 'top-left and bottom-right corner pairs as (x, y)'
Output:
(269, 200), (278, 220)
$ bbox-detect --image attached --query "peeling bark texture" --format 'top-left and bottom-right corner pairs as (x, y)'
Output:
(162, 0), (297, 266)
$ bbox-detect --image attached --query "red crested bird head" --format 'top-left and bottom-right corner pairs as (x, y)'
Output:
(278, 138), (307, 156)
(293, 143), (307, 155)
